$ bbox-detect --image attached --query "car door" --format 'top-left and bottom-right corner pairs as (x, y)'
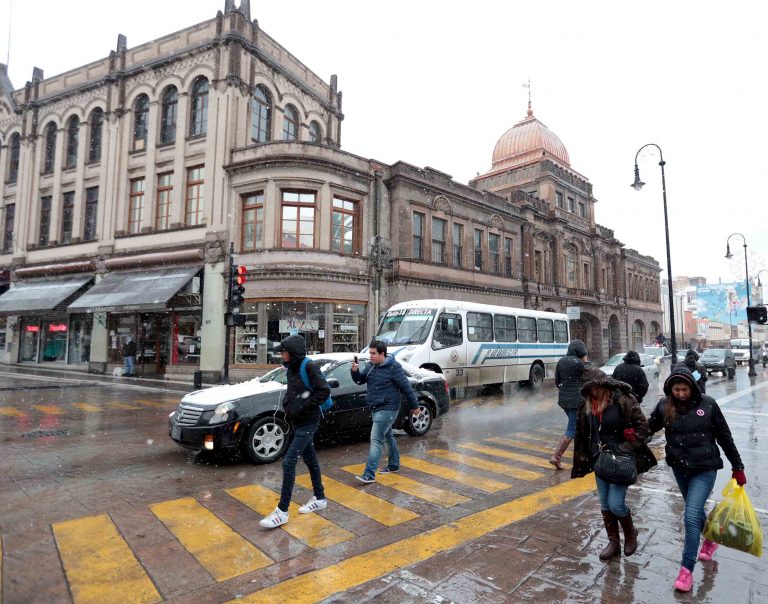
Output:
(319, 361), (371, 435)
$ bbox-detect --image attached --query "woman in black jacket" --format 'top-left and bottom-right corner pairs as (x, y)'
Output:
(648, 366), (746, 593)
(550, 339), (589, 470)
(259, 335), (331, 528)
(571, 372), (656, 560)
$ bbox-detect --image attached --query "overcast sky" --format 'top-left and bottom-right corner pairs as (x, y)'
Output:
(3, 0), (767, 285)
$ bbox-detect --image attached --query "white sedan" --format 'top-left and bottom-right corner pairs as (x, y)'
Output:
(599, 353), (660, 380)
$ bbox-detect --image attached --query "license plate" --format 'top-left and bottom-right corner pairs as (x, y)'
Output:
(171, 425), (181, 440)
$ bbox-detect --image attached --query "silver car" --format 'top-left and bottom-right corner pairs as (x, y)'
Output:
(600, 353), (659, 380)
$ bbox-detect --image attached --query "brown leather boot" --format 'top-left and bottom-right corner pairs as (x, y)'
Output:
(599, 510), (621, 560)
(618, 510), (639, 556)
(549, 436), (572, 470)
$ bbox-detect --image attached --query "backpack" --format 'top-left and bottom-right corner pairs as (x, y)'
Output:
(298, 357), (334, 415)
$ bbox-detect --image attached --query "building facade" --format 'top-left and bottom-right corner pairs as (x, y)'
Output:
(0, 1), (662, 378)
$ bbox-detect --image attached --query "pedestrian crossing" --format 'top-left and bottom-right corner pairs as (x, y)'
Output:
(32, 429), (586, 603)
(0, 398), (178, 420)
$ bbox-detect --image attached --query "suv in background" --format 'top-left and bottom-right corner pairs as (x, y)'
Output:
(700, 348), (736, 379)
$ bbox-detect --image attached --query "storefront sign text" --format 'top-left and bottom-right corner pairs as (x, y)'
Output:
(48, 324), (68, 333)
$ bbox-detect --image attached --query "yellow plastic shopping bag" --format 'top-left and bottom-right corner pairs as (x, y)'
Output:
(703, 478), (763, 557)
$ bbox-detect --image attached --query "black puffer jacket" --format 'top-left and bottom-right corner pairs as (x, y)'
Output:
(279, 335), (331, 427)
(571, 373), (657, 478)
(612, 351), (649, 404)
(678, 349), (707, 393)
(555, 339), (588, 410)
(648, 366), (743, 472)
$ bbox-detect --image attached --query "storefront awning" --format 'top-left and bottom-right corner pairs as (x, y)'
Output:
(0, 274), (93, 314)
(68, 266), (201, 313)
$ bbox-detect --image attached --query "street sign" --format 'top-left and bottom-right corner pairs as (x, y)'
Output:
(566, 306), (581, 320)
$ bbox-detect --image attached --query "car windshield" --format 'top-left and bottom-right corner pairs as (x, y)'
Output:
(603, 354), (624, 367)
(643, 347), (663, 357)
(259, 367), (287, 384)
(376, 308), (437, 345)
(701, 350), (725, 359)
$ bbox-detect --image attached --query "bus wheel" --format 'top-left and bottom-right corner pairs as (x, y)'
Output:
(525, 364), (545, 390)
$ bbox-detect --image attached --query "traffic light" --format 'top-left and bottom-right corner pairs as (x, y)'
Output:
(230, 265), (247, 309)
(747, 306), (767, 324)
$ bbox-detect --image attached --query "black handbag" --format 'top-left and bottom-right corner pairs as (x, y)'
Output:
(594, 448), (637, 485)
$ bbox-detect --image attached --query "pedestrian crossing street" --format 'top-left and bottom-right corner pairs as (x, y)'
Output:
(42, 430), (576, 604)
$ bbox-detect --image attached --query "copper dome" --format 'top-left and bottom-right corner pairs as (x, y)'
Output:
(491, 106), (570, 171)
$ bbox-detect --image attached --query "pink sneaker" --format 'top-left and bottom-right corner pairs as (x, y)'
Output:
(698, 539), (719, 561)
(674, 567), (693, 592)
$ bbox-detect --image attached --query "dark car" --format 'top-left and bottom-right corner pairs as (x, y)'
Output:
(168, 353), (450, 464)
(700, 348), (736, 379)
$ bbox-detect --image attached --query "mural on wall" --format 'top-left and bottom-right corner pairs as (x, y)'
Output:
(695, 282), (749, 325)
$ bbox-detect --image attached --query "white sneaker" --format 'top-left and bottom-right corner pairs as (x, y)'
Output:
(259, 507), (288, 528)
(298, 496), (328, 514)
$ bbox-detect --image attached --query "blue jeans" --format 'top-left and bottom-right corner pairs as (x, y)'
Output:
(278, 421), (324, 512)
(124, 355), (135, 375)
(672, 467), (717, 571)
(563, 408), (578, 438)
(595, 474), (630, 517)
(364, 409), (399, 479)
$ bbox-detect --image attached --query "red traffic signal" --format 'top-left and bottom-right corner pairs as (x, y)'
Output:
(235, 265), (247, 286)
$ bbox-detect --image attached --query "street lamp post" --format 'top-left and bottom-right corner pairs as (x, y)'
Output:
(725, 233), (757, 377)
(631, 143), (677, 365)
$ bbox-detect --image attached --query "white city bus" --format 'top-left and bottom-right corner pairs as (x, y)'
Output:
(730, 338), (761, 365)
(372, 299), (571, 388)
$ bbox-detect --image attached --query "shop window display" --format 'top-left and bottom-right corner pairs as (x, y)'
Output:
(333, 303), (365, 352)
(235, 301), (259, 364)
(67, 315), (93, 364)
(174, 313), (202, 365)
(267, 301), (325, 360)
(20, 319), (41, 362)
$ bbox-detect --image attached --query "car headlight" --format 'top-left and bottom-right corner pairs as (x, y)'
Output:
(208, 401), (237, 425)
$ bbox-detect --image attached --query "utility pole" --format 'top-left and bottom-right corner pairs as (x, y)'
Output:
(223, 242), (234, 383)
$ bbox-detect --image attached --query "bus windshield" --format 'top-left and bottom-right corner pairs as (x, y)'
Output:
(730, 340), (750, 350)
(376, 308), (437, 345)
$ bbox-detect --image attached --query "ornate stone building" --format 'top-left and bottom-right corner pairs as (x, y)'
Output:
(0, 0), (661, 378)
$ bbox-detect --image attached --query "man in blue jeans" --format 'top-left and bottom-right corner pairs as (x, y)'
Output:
(351, 340), (419, 483)
(259, 335), (330, 528)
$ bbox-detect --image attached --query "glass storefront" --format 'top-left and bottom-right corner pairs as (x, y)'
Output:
(173, 312), (202, 365)
(18, 315), (73, 363)
(20, 318), (41, 362)
(67, 314), (93, 364)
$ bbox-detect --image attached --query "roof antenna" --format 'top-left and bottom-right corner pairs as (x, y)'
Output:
(523, 77), (533, 117)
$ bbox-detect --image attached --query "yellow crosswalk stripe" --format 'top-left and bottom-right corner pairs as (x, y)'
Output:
(458, 442), (568, 469)
(52, 514), (161, 604)
(426, 449), (543, 481)
(487, 436), (572, 458)
(0, 407), (25, 417)
(341, 465), (470, 507)
(108, 402), (140, 410)
(72, 403), (101, 413)
(514, 432), (555, 444)
(150, 497), (272, 581)
(229, 475), (597, 603)
(226, 484), (356, 549)
(33, 405), (66, 415)
(397, 455), (511, 493)
(295, 475), (418, 527)
(136, 400), (167, 408)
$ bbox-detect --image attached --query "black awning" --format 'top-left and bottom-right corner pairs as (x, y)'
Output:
(68, 266), (201, 313)
(0, 274), (93, 314)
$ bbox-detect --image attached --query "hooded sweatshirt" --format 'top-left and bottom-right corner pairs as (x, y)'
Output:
(648, 366), (742, 471)
(279, 335), (331, 426)
(612, 350), (649, 403)
(554, 339), (588, 410)
(677, 349), (707, 391)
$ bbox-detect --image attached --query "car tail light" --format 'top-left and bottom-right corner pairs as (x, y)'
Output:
(444, 380), (450, 394)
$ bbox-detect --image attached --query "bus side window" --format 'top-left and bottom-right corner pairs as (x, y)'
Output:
(432, 313), (463, 350)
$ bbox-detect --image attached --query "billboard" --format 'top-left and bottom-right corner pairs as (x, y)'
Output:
(695, 282), (749, 324)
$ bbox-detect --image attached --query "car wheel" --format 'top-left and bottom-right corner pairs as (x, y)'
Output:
(243, 416), (290, 464)
(523, 364), (545, 390)
(404, 400), (434, 436)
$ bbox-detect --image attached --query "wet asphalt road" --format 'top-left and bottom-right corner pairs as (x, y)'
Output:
(1, 365), (767, 603)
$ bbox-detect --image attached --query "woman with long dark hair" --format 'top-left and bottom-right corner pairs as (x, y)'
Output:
(648, 366), (746, 593)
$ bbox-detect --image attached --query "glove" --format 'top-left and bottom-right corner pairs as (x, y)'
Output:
(623, 428), (637, 442)
(732, 469), (747, 486)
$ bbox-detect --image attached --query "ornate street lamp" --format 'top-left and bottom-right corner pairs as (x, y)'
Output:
(725, 234), (757, 376)
(631, 144), (677, 365)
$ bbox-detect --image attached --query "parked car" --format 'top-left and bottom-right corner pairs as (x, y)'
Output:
(643, 345), (672, 365)
(700, 348), (736, 379)
(168, 353), (450, 464)
(600, 353), (659, 380)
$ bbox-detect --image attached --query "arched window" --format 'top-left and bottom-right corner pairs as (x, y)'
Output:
(7, 133), (20, 184)
(250, 85), (272, 143)
(43, 122), (57, 175)
(309, 120), (322, 144)
(133, 94), (149, 150)
(88, 108), (104, 163)
(282, 104), (299, 141)
(160, 86), (178, 144)
(65, 116), (80, 168)
(189, 76), (209, 137)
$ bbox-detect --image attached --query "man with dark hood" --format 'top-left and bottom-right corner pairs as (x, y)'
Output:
(677, 349), (707, 393)
(259, 335), (330, 528)
(549, 339), (589, 470)
(613, 351), (650, 404)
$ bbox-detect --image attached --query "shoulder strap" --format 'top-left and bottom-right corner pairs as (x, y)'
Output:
(299, 357), (311, 390)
